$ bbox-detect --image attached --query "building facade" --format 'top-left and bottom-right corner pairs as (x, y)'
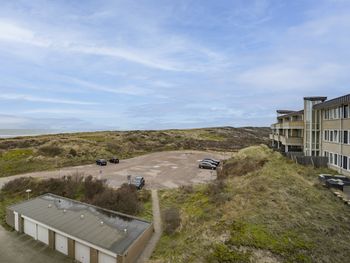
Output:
(270, 94), (350, 176)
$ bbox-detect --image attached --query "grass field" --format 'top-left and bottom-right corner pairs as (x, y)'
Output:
(151, 145), (350, 263)
(0, 127), (269, 177)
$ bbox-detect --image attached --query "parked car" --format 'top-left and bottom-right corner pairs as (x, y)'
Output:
(319, 174), (350, 184)
(132, 176), (145, 190)
(109, 157), (119, 164)
(96, 159), (107, 166)
(199, 161), (217, 170)
(325, 178), (350, 190)
(202, 158), (220, 166)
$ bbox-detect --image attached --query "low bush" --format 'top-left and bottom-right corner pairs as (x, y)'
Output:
(92, 184), (141, 215)
(84, 175), (107, 200)
(38, 145), (63, 157)
(1, 177), (36, 194)
(163, 207), (181, 235)
(217, 156), (267, 179)
(138, 189), (151, 202)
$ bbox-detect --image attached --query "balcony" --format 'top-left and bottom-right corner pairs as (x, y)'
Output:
(279, 135), (303, 146)
(271, 121), (304, 130)
(282, 120), (304, 129)
(270, 134), (280, 141)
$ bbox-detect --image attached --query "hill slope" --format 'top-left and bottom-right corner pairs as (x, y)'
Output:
(0, 127), (269, 177)
(151, 145), (350, 263)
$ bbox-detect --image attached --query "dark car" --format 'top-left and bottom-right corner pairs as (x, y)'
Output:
(202, 158), (220, 166)
(96, 159), (107, 166)
(132, 176), (145, 190)
(325, 178), (350, 190)
(199, 161), (217, 170)
(109, 157), (119, 164)
(319, 174), (350, 184)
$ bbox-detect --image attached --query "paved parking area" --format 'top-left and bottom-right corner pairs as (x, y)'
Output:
(0, 226), (72, 263)
(0, 150), (231, 189)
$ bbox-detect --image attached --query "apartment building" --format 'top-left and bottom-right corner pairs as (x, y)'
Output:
(270, 94), (350, 176)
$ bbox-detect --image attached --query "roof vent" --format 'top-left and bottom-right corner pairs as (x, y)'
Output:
(80, 214), (85, 219)
(124, 228), (128, 233)
(48, 204), (52, 208)
(63, 209), (67, 213)
(100, 221), (104, 226)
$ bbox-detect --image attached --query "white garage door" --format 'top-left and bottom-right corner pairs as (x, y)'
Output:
(37, 224), (49, 245)
(24, 218), (37, 240)
(75, 241), (90, 263)
(14, 212), (19, 231)
(55, 233), (68, 255)
(99, 252), (116, 263)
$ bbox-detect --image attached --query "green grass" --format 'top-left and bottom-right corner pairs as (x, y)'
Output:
(151, 145), (350, 263)
(138, 199), (153, 221)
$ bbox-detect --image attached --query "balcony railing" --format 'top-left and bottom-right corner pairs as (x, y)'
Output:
(279, 135), (303, 146)
(271, 121), (304, 130)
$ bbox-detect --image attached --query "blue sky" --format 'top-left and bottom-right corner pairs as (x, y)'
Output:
(0, 0), (350, 131)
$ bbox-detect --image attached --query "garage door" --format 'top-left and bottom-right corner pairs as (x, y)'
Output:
(75, 241), (90, 263)
(99, 252), (116, 263)
(37, 224), (49, 245)
(24, 218), (37, 240)
(14, 212), (19, 231)
(55, 233), (68, 255)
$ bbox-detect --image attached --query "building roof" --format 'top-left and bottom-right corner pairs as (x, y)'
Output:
(303, 96), (327, 101)
(277, 110), (304, 119)
(276, 110), (295, 114)
(313, 94), (350, 110)
(8, 193), (152, 256)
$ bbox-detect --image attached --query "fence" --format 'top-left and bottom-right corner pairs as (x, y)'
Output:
(279, 150), (328, 168)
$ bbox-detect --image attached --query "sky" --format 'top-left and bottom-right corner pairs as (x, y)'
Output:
(0, 0), (350, 131)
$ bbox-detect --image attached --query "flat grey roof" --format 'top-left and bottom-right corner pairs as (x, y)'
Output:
(9, 193), (152, 255)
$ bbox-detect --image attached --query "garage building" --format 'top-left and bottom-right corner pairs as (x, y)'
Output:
(6, 193), (153, 263)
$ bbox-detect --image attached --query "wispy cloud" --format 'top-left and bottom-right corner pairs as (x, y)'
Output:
(0, 93), (97, 105)
(0, 1), (350, 130)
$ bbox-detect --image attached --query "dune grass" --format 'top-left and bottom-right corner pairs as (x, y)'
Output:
(151, 145), (350, 263)
(0, 127), (269, 177)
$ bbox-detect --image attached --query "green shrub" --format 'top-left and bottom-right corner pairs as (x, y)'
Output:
(38, 145), (63, 157)
(83, 175), (107, 200)
(92, 184), (141, 215)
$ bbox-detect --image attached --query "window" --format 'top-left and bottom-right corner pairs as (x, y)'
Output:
(330, 130), (334, 142)
(335, 154), (338, 165)
(344, 131), (348, 144)
(344, 105), (349, 118)
(330, 153), (334, 164)
(343, 156), (348, 170)
(334, 130), (338, 142)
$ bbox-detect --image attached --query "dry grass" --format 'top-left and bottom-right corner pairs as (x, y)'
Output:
(0, 127), (270, 177)
(151, 145), (350, 263)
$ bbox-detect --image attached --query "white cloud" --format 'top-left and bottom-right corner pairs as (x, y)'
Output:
(0, 93), (97, 105)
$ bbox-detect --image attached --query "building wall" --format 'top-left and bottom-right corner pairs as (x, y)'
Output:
(5, 208), (14, 228)
(122, 223), (154, 263)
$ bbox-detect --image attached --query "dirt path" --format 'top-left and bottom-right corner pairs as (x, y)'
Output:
(137, 189), (162, 263)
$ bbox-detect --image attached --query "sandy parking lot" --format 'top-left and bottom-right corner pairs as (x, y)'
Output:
(0, 150), (232, 190)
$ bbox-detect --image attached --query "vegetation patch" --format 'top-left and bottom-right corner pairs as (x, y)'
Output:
(0, 127), (270, 178)
(151, 145), (350, 263)
(0, 174), (152, 228)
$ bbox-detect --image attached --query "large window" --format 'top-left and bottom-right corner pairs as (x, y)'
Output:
(344, 105), (349, 118)
(335, 154), (338, 165)
(344, 131), (348, 144)
(343, 156), (348, 170)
